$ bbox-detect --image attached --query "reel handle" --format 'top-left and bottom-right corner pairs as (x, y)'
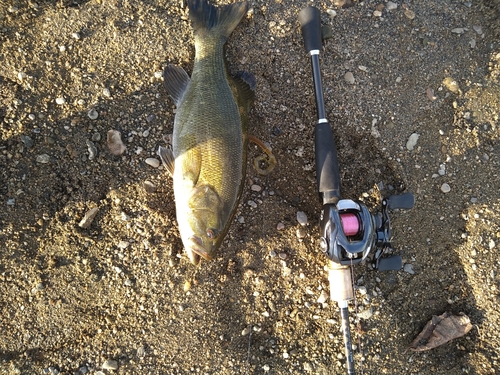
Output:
(388, 192), (415, 210)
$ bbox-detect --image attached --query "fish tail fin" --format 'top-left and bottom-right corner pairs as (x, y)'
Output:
(188, 0), (249, 42)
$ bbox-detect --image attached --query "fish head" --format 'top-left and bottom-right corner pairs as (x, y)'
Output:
(177, 185), (225, 265)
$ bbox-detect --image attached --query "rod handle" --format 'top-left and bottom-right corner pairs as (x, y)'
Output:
(316, 121), (341, 203)
(298, 6), (322, 53)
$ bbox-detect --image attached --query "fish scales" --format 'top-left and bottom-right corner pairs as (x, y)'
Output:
(174, 37), (245, 208)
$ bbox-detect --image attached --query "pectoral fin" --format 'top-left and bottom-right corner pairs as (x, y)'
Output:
(163, 65), (190, 107)
(157, 145), (175, 176)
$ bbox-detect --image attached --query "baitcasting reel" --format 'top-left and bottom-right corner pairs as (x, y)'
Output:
(319, 193), (414, 270)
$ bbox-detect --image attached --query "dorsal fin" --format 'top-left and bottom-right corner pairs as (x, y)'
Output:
(163, 65), (190, 107)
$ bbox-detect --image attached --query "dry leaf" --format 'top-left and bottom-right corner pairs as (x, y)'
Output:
(409, 312), (473, 351)
(107, 129), (126, 155)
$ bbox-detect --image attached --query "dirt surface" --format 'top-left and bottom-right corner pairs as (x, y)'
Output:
(1, 0), (499, 374)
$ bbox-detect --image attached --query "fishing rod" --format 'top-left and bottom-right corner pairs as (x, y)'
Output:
(298, 7), (414, 375)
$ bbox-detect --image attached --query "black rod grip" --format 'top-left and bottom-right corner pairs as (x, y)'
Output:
(315, 121), (341, 204)
(298, 6), (322, 53)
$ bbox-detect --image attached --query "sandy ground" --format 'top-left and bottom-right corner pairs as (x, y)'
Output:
(1, 0), (500, 374)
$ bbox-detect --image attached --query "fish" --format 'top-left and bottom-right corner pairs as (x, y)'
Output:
(159, 0), (254, 265)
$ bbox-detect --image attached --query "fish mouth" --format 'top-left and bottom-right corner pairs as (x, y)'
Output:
(187, 236), (213, 265)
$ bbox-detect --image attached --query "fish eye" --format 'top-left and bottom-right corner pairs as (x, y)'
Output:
(206, 228), (218, 239)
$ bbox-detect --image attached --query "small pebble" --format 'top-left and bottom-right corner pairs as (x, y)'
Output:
(404, 9), (415, 19)
(154, 71), (163, 79)
(248, 200), (257, 208)
(72, 32), (81, 40)
(92, 132), (101, 142)
(117, 240), (129, 249)
(86, 140), (98, 160)
(269, 250), (277, 258)
(373, 10), (382, 17)
(438, 164), (446, 175)
(78, 207), (99, 229)
(103, 88), (111, 97)
(403, 263), (415, 274)
(278, 252), (287, 260)
(317, 290), (329, 304)
(143, 180), (157, 193)
(386, 1), (397, 10)
(296, 227), (307, 239)
(277, 222), (285, 230)
(262, 364), (270, 372)
(251, 184), (262, 192)
(451, 28), (465, 34)
(102, 359), (118, 370)
(406, 133), (420, 150)
(17, 71), (27, 81)
(36, 154), (50, 164)
(473, 25), (482, 34)
(326, 9), (337, 17)
(441, 183), (451, 193)
(137, 346), (146, 357)
(443, 77), (460, 93)
(358, 308), (374, 320)
(242, 326), (252, 336)
(489, 240), (495, 249)
(20, 135), (34, 148)
(55, 97), (66, 105)
(145, 157), (160, 168)
(87, 109), (98, 120)
(142, 129), (150, 137)
(297, 211), (308, 226)
(344, 72), (355, 84)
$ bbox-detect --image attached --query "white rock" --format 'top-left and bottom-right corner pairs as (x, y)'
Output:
(403, 263), (415, 274)
(441, 183), (451, 193)
(36, 154), (50, 163)
(55, 97), (66, 105)
(251, 184), (262, 192)
(102, 359), (118, 370)
(344, 71), (355, 84)
(103, 88), (111, 97)
(406, 133), (420, 150)
(296, 211), (308, 225)
(277, 222), (285, 230)
(78, 207), (99, 229)
(386, 1), (398, 10)
(241, 326), (252, 335)
(373, 10), (382, 17)
(327, 9), (337, 17)
(145, 158), (160, 168)
(317, 290), (329, 304)
(87, 109), (98, 120)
